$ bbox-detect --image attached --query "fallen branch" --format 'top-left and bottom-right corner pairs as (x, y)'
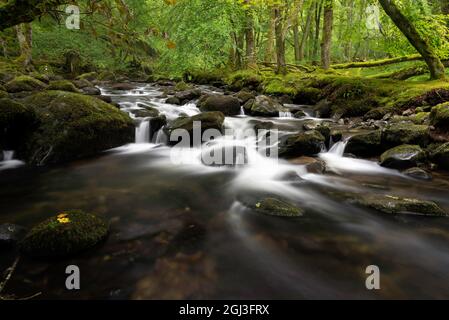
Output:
(331, 55), (422, 69)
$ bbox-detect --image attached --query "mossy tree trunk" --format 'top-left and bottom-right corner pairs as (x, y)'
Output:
(264, 8), (276, 63)
(274, 6), (287, 75)
(244, 0), (256, 68)
(320, 0), (333, 69)
(299, 3), (314, 61)
(313, 0), (323, 61)
(15, 23), (33, 71)
(378, 0), (446, 80)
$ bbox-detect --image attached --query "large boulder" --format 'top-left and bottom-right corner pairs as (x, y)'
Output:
(430, 142), (449, 170)
(430, 102), (449, 130)
(46, 80), (79, 93)
(279, 130), (325, 158)
(0, 98), (36, 150)
(20, 210), (109, 258)
(381, 123), (430, 147)
(5, 75), (47, 93)
(349, 194), (447, 217)
(380, 145), (426, 169)
(199, 95), (241, 116)
(345, 130), (384, 157)
(174, 89), (202, 104)
(21, 91), (134, 165)
(243, 95), (286, 117)
(166, 111), (225, 146)
(235, 90), (255, 104)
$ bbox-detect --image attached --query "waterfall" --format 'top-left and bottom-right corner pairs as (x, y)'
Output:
(328, 139), (349, 157)
(136, 120), (150, 143)
(155, 128), (168, 145)
(3, 150), (14, 161)
(240, 106), (245, 116)
(279, 111), (293, 118)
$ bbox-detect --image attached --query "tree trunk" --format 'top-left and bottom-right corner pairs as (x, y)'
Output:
(0, 36), (7, 58)
(264, 8), (276, 63)
(15, 23), (33, 71)
(293, 19), (301, 63)
(320, 0), (333, 69)
(313, 0), (323, 61)
(244, 1), (256, 68)
(274, 7), (287, 74)
(299, 3), (314, 61)
(442, 0), (449, 15)
(378, 0), (446, 80)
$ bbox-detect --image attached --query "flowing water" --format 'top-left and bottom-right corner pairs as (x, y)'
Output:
(1, 84), (449, 299)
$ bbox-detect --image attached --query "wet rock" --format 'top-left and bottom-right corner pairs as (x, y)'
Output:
(149, 115), (167, 139)
(314, 99), (332, 118)
(46, 80), (79, 93)
(289, 156), (326, 174)
(380, 145), (426, 169)
(243, 95), (286, 117)
(245, 197), (304, 217)
(0, 224), (27, 249)
(5, 75), (47, 93)
(131, 106), (160, 118)
(166, 111), (225, 146)
(174, 89), (202, 104)
(235, 90), (255, 104)
(76, 72), (98, 82)
(293, 110), (307, 118)
(0, 98), (36, 150)
(350, 194), (447, 217)
(279, 130), (325, 158)
(249, 119), (274, 132)
(345, 130), (384, 157)
(430, 102), (449, 130)
(201, 143), (248, 167)
(430, 142), (449, 170)
(22, 91), (134, 165)
(20, 210), (109, 258)
(166, 96), (181, 105)
(382, 123), (430, 147)
(199, 95), (241, 116)
(403, 167), (432, 180)
(96, 95), (112, 104)
(110, 83), (135, 91)
(82, 86), (101, 96)
(72, 79), (93, 89)
(303, 120), (321, 131)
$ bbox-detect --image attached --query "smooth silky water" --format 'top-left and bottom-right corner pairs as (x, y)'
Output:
(1, 84), (449, 299)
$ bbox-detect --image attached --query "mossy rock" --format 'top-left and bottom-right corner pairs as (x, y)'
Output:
(72, 78), (93, 89)
(199, 95), (241, 116)
(293, 87), (321, 105)
(0, 98), (36, 150)
(76, 72), (98, 82)
(244, 95), (286, 117)
(363, 106), (393, 121)
(166, 111), (225, 146)
(381, 123), (430, 148)
(411, 112), (430, 124)
(174, 81), (192, 92)
(21, 91), (134, 165)
(235, 90), (255, 104)
(28, 72), (50, 84)
(249, 198), (304, 217)
(430, 142), (449, 170)
(380, 145), (426, 169)
(279, 130), (325, 158)
(174, 89), (202, 104)
(0, 90), (8, 99)
(20, 210), (109, 258)
(97, 71), (116, 82)
(46, 80), (80, 93)
(430, 102), (449, 130)
(345, 130), (384, 157)
(5, 75), (47, 93)
(131, 106), (160, 118)
(350, 194), (447, 217)
(0, 84), (6, 91)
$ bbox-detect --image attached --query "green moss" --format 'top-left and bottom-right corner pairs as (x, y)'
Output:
(252, 198), (304, 217)
(76, 72), (98, 82)
(380, 145), (426, 169)
(4, 75), (47, 93)
(411, 112), (430, 124)
(382, 123), (430, 148)
(430, 142), (449, 170)
(174, 81), (192, 92)
(0, 90), (8, 99)
(430, 102), (449, 129)
(226, 70), (263, 91)
(46, 80), (79, 92)
(20, 210), (109, 258)
(346, 131), (384, 157)
(21, 91), (134, 165)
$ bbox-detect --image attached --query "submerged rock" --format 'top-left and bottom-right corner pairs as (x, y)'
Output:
(345, 130), (384, 157)
(46, 80), (79, 93)
(199, 95), (241, 116)
(382, 123), (430, 147)
(243, 95), (286, 117)
(166, 111), (225, 145)
(279, 130), (325, 158)
(430, 142), (449, 170)
(350, 194), (447, 217)
(247, 197), (304, 217)
(0, 224), (27, 249)
(110, 83), (135, 91)
(380, 145), (426, 169)
(289, 156), (326, 174)
(21, 91), (134, 165)
(5, 75), (47, 93)
(20, 210), (109, 258)
(403, 167), (432, 180)
(430, 102), (449, 130)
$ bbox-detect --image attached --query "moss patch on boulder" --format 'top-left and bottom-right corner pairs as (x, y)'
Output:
(5, 75), (47, 93)
(249, 197), (304, 217)
(430, 102), (449, 130)
(380, 145), (426, 169)
(199, 95), (241, 116)
(243, 95), (286, 117)
(279, 130), (325, 158)
(381, 123), (430, 148)
(21, 91), (134, 165)
(46, 80), (80, 93)
(345, 130), (384, 157)
(430, 142), (449, 170)
(20, 210), (109, 258)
